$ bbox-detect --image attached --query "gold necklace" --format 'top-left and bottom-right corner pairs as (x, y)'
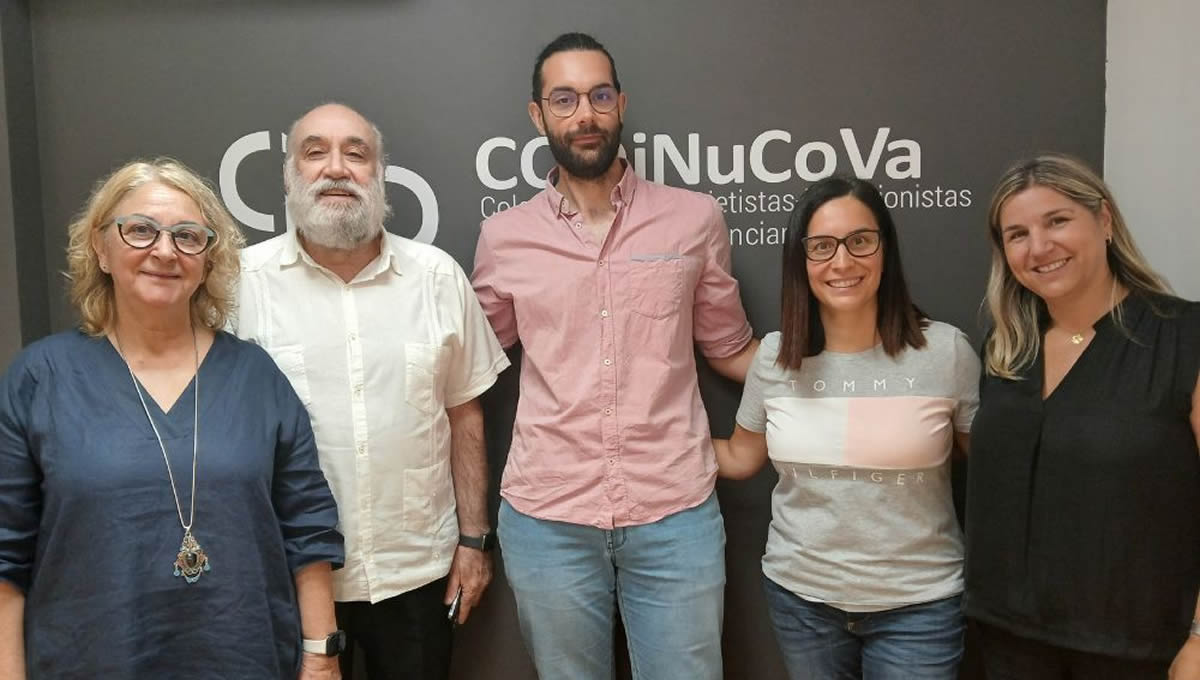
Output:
(1069, 333), (1086, 345)
(115, 328), (211, 583)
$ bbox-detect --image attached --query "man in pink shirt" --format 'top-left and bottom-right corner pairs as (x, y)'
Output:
(472, 32), (758, 680)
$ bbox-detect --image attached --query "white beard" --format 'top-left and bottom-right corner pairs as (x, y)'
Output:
(285, 162), (389, 250)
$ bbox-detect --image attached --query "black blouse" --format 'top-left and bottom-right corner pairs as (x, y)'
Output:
(964, 293), (1200, 661)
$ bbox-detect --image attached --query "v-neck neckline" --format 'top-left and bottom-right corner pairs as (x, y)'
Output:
(1035, 293), (1142, 403)
(98, 331), (225, 425)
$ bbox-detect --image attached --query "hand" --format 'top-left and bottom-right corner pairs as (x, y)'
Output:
(444, 545), (493, 624)
(298, 651), (340, 680)
(1171, 636), (1200, 680)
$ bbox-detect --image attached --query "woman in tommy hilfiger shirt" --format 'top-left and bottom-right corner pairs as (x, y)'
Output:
(963, 153), (1200, 679)
(714, 176), (979, 680)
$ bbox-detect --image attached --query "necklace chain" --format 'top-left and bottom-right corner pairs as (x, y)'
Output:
(115, 328), (199, 532)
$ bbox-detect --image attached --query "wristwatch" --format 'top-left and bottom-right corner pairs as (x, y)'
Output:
(458, 531), (496, 552)
(302, 630), (347, 657)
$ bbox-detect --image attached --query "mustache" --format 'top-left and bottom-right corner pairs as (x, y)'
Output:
(306, 178), (364, 200)
(566, 126), (608, 143)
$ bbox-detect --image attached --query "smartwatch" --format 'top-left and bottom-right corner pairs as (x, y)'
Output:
(302, 630), (347, 657)
(458, 531), (496, 552)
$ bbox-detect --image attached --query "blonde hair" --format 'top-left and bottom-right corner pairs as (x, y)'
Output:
(983, 153), (1171, 378)
(65, 158), (245, 335)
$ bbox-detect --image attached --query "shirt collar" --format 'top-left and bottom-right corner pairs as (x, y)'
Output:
(544, 160), (638, 218)
(278, 228), (403, 279)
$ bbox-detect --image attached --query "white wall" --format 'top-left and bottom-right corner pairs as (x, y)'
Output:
(1105, 0), (1200, 299)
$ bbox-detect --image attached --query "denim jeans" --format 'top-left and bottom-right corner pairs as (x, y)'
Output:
(763, 576), (964, 680)
(497, 493), (725, 680)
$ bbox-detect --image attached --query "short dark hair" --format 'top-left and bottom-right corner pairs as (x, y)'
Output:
(777, 175), (927, 371)
(531, 32), (621, 102)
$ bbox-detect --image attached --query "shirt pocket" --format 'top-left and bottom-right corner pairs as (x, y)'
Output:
(264, 344), (313, 407)
(403, 457), (453, 531)
(405, 342), (444, 415)
(626, 256), (684, 319)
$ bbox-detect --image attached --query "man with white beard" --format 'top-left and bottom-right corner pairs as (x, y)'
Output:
(233, 103), (510, 680)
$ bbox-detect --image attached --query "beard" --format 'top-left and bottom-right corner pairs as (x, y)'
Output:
(546, 119), (623, 180)
(285, 161), (390, 251)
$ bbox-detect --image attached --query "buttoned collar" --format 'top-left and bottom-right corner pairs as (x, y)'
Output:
(544, 160), (638, 218)
(278, 227), (404, 280)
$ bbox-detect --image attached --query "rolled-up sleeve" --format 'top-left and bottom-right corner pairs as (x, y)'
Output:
(0, 354), (42, 593)
(693, 198), (753, 358)
(471, 224), (519, 350)
(270, 366), (344, 573)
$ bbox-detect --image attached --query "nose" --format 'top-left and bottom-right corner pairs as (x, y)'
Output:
(149, 230), (178, 259)
(573, 95), (597, 125)
(323, 151), (350, 180)
(829, 242), (854, 268)
(1028, 227), (1054, 256)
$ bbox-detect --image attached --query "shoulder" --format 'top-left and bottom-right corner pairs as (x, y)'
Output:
(2, 331), (95, 390)
(480, 190), (551, 238)
(389, 234), (464, 276)
(753, 331), (783, 369)
(239, 233), (290, 272)
(921, 320), (976, 352)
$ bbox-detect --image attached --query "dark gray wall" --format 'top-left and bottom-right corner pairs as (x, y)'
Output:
(6, 1), (1106, 678)
(0, 0), (49, 366)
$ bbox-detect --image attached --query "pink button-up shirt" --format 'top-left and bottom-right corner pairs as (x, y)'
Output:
(472, 165), (753, 528)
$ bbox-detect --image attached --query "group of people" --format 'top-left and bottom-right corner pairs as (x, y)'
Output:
(0, 29), (1196, 680)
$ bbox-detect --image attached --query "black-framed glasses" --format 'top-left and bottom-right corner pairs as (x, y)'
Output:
(541, 85), (619, 118)
(800, 229), (882, 262)
(110, 215), (217, 255)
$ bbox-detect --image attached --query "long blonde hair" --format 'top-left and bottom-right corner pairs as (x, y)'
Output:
(983, 153), (1171, 379)
(65, 158), (245, 335)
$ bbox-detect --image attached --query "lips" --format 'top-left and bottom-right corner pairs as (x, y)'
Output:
(1032, 258), (1069, 274)
(826, 277), (864, 289)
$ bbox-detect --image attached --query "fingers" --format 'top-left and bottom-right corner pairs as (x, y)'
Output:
(449, 547), (493, 624)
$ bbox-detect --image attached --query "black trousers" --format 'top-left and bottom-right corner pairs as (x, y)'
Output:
(335, 576), (454, 680)
(975, 621), (1171, 679)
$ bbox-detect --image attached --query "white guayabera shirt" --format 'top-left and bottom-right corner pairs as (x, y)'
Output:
(233, 229), (510, 602)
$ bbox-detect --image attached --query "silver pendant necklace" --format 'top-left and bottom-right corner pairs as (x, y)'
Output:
(116, 327), (211, 583)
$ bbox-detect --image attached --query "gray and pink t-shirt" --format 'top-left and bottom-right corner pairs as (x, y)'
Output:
(736, 322), (980, 611)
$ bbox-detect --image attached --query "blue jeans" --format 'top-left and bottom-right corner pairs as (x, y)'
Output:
(763, 576), (963, 680)
(497, 493), (725, 680)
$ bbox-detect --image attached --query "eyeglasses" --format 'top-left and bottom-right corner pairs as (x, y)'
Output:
(110, 215), (217, 255)
(800, 229), (882, 262)
(541, 85), (619, 118)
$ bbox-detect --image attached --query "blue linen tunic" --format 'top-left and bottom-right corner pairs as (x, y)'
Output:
(0, 330), (344, 678)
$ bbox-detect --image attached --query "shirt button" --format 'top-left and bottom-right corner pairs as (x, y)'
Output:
(603, 407), (613, 416)
(598, 260), (606, 266)
(574, 222), (582, 229)
(603, 358), (612, 366)
(600, 309), (609, 318)
(354, 385), (363, 397)
(349, 332), (358, 342)
(356, 444), (366, 456)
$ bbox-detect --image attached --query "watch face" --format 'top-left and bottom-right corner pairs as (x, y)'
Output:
(328, 630), (347, 656)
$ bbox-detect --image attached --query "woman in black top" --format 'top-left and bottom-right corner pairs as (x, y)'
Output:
(965, 153), (1200, 679)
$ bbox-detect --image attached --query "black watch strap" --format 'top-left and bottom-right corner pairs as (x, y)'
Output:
(458, 531), (495, 552)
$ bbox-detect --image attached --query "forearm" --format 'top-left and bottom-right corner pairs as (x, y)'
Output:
(713, 427), (768, 480)
(706, 337), (759, 384)
(293, 562), (337, 640)
(0, 581), (26, 679)
(447, 399), (489, 535)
